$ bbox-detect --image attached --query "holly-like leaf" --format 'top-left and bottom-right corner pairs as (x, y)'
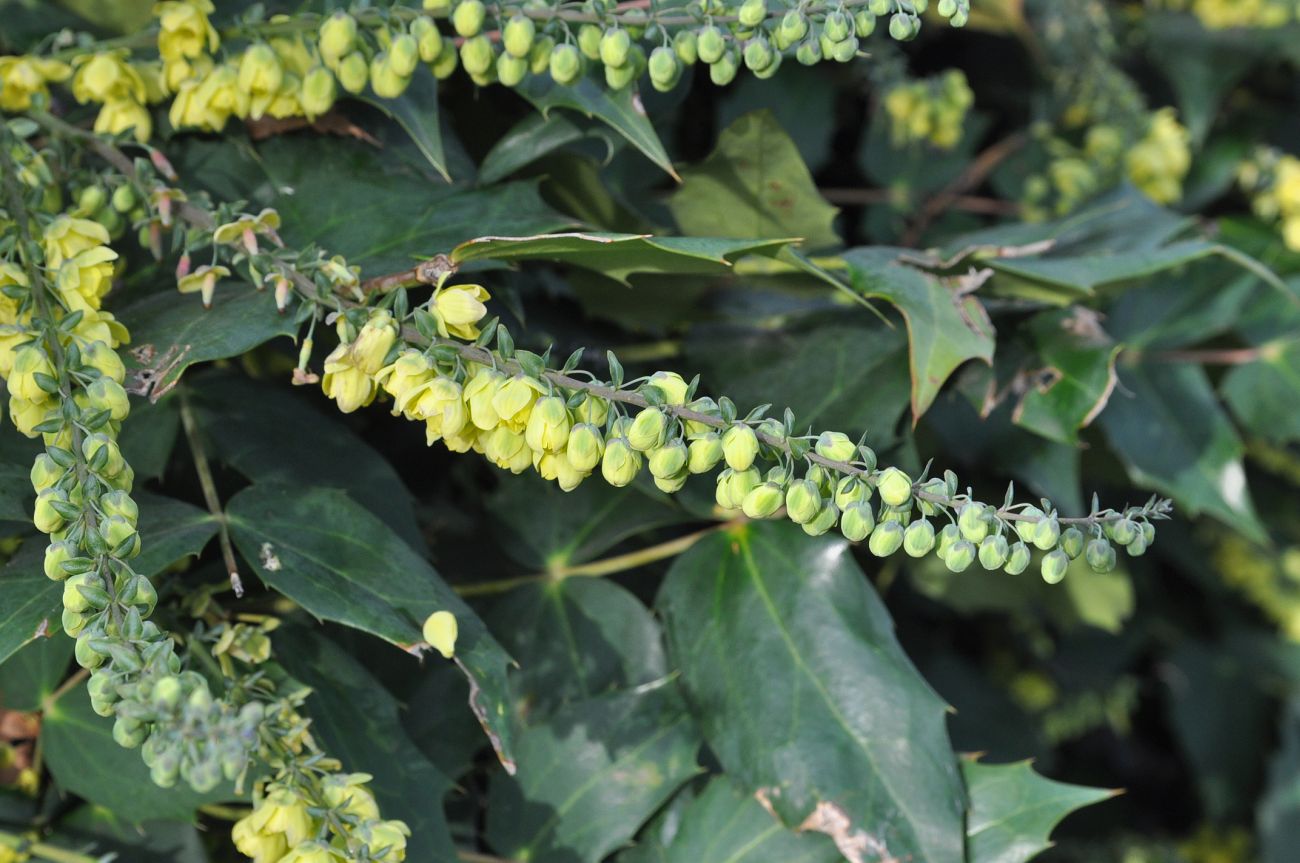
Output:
(486, 578), (667, 718)
(225, 483), (518, 770)
(0, 544), (63, 667)
(518, 74), (676, 179)
(479, 111), (620, 185)
(275, 626), (457, 863)
(359, 65), (448, 181)
(129, 492), (218, 580)
(620, 776), (842, 863)
(120, 285), (296, 403)
(485, 684), (701, 863)
(451, 232), (797, 285)
(1099, 361), (1265, 542)
(43, 683), (238, 821)
(669, 111), (841, 252)
(1013, 309), (1121, 444)
(0, 634), (72, 712)
(963, 759), (1113, 863)
(657, 522), (966, 863)
(1222, 338), (1300, 444)
(844, 248), (996, 421)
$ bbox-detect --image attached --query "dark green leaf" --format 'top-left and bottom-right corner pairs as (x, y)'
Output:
(275, 626), (457, 863)
(1259, 696), (1300, 863)
(658, 522), (965, 863)
(131, 492), (218, 579)
(359, 65), (448, 181)
(485, 684), (701, 863)
(479, 111), (619, 185)
(225, 483), (517, 770)
(963, 759), (1113, 863)
(1222, 338), (1300, 444)
(0, 543), (61, 666)
(0, 633), (72, 711)
(486, 578), (666, 717)
(120, 285), (296, 403)
(1013, 310), (1121, 445)
(669, 111), (841, 252)
(518, 74), (675, 179)
(452, 232), (797, 285)
(620, 775), (842, 863)
(43, 683), (238, 821)
(844, 248), (996, 420)
(51, 805), (210, 863)
(1099, 361), (1264, 542)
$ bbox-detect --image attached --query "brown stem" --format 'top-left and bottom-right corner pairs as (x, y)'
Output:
(901, 133), (1028, 246)
(1148, 347), (1268, 366)
(179, 391), (243, 597)
(821, 187), (1022, 216)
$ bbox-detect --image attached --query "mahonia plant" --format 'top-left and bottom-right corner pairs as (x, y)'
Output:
(0, 127), (412, 863)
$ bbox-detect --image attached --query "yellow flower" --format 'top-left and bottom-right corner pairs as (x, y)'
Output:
(483, 426), (532, 472)
(237, 44), (284, 119)
(320, 12), (359, 68)
(0, 56), (71, 112)
(154, 0), (219, 62)
(0, 262), (29, 326)
(9, 395), (54, 438)
(320, 773), (380, 821)
(378, 349), (434, 411)
(248, 785), (317, 846)
(232, 816), (288, 863)
(81, 340), (126, 383)
(9, 345), (54, 403)
(94, 99), (153, 142)
(432, 284), (491, 340)
(169, 64), (247, 131)
(524, 395), (571, 452)
(176, 264), (230, 308)
(646, 371), (689, 405)
(71, 308), (130, 349)
(72, 51), (146, 104)
(464, 365), (506, 430)
(322, 345), (377, 413)
(351, 310), (399, 375)
(1127, 108), (1190, 205)
(359, 820), (411, 863)
(162, 54), (213, 91)
(270, 31), (314, 77)
(491, 374), (544, 432)
(42, 216), (110, 268)
(278, 841), (335, 863)
(56, 245), (119, 312)
(301, 66), (336, 119)
(0, 326), (31, 376)
(410, 377), (467, 440)
(212, 208), (281, 254)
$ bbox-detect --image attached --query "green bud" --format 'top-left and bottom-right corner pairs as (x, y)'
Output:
(936, 523), (962, 560)
(1015, 506), (1043, 543)
(33, 488), (68, 534)
(716, 466), (760, 510)
(578, 24), (604, 60)
(460, 35), (496, 77)
(431, 44), (460, 78)
(785, 479), (822, 525)
(1041, 549), (1069, 584)
(88, 673), (119, 716)
(113, 716), (146, 749)
(389, 33), (421, 77)
(601, 437), (641, 487)
(903, 518), (936, 557)
(803, 502), (840, 536)
(63, 572), (100, 614)
(628, 407), (669, 451)
(779, 10), (809, 46)
(497, 52), (528, 86)
(338, 52), (369, 94)
(1126, 533), (1149, 557)
(100, 515), (140, 558)
(688, 433), (724, 474)
(738, 0), (767, 27)
(841, 501), (875, 542)
(825, 11), (851, 40)
(868, 520), (904, 557)
(1108, 518), (1139, 546)
(567, 423), (604, 472)
(978, 534), (1009, 570)
(869, 0), (891, 14)
(957, 503), (990, 543)
(945, 539), (976, 573)
(854, 10), (877, 36)
(504, 14), (536, 58)
(301, 65), (336, 118)
(44, 540), (76, 581)
(889, 11), (917, 40)
(649, 46), (680, 91)
(673, 30), (698, 64)
(100, 489), (137, 524)
(830, 36), (857, 62)
(938, 0), (958, 15)
(833, 475), (868, 509)
(1085, 538), (1116, 573)
(78, 185), (106, 214)
(412, 16), (444, 63)
(600, 27), (631, 68)
(697, 25), (726, 64)
(1032, 514), (1060, 551)
(722, 424), (759, 470)
(796, 39), (821, 65)
(529, 35), (555, 73)
(319, 11), (358, 66)
(1060, 527), (1084, 559)
(452, 0), (487, 37)
(743, 481), (785, 519)
(649, 440), (688, 479)
(876, 467), (912, 507)
(549, 43), (583, 84)
(709, 49), (739, 85)
(1142, 521), (1156, 544)
(62, 608), (86, 638)
(1004, 541), (1031, 575)
(743, 35), (774, 71)
(111, 184), (136, 213)
(75, 634), (105, 669)
(30, 453), (63, 492)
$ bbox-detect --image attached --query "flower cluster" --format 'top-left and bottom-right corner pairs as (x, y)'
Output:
(1239, 148), (1300, 251)
(233, 775), (409, 863)
(1125, 108), (1192, 205)
(1161, 0), (1296, 29)
(882, 68), (973, 150)
(318, 288), (1166, 585)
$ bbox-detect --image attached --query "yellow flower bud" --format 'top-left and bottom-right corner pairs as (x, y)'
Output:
(525, 395), (572, 453)
(301, 65), (336, 119)
(648, 439), (688, 479)
(351, 310), (400, 375)
(232, 815), (288, 863)
(100, 514), (140, 557)
(30, 454), (64, 492)
(83, 432), (126, 477)
(369, 52), (411, 99)
(321, 772), (381, 821)
(464, 366), (507, 429)
(421, 609), (458, 660)
(42, 216), (109, 268)
(646, 371), (690, 405)
(715, 466), (760, 510)
(389, 33), (421, 77)
(9, 345), (54, 403)
(100, 489), (138, 523)
(460, 35), (495, 77)
(44, 540), (76, 581)
(81, 340), (126, 383)
(433, 284), (491, 340)
(565, 423), (604, 472)
(279, 842), (335, 863)
(742, 481), (784, 519)
(337, 51), (369, 94)
(322, 346), (377, 413)
(784, 479), (822, 525)
(8, 396), (54, 439)
(814, 431), (856, 462)
(63, 572), (99, 613)
(358, 820), (411, 863)
(721, 424), (759, 471)
(687, 432), (723, 473)
(492, 375), (544, 431)
(484, 426), (532, 473)
(34, 488), (68, 534)
(627, 407), (668, 451)
(833, 475), (869, 508)
(802, 502), (840, 537)
(72, 51), (147, 104)
(412, 16), (444, 63)
(155, 0), (220, 62)
(573, 394), (609, 426)
(318, 12), (358, 67)
(876, 467), (912, 508)
(601, 436), (641, 487)
(453, 0), (487, 37)
(248, 785), (316, 846)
